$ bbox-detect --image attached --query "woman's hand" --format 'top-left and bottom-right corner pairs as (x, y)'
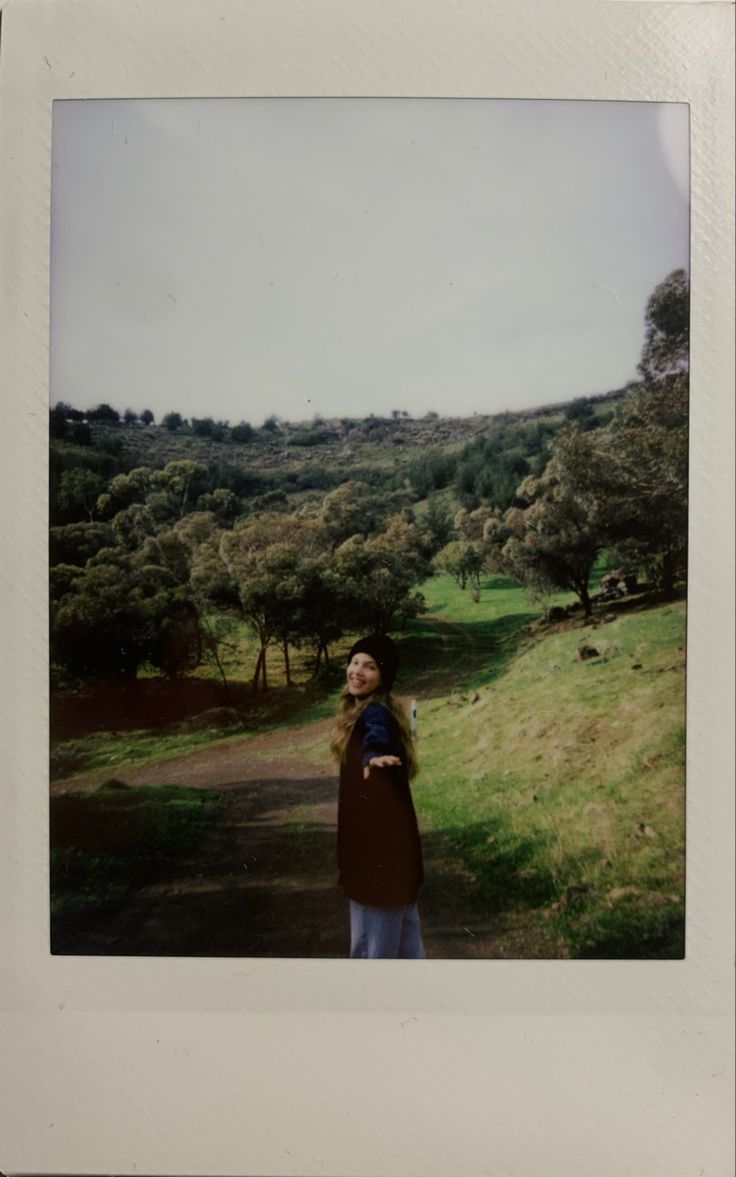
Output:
(363, 755), (402, 780)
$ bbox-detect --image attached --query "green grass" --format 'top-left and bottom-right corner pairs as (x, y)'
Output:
(50, 782), (219, 925)
(408, 591), (686, 957)
(51, 728), (243, 781)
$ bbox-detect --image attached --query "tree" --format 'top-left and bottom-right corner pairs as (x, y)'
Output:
(110, 503), (157, 550)
(287, 551), (345, 671)
(195, 487), (241, 526)
(218, 513), (302, 690)
(140, 409), (155, 426)
(87, 403), (120, 424)
(51, 548), (201, 679)
(638, 268), (689, 383)
(123, 408), (139, 426)
(335, 515), (431, 633)
(435, 540), (484, 591)
(49, 405), (69, 439)
(564, 398), (597, 430)
(150, 460), (208, 516)
(454, 505), (496, 542)
(422, 494), (454, 554)
(192, 417), (228, 441)
(56, 469), (106, 522)
(49, 522), (115, 567)
(553, 379), (688, 593)
(230, 421), (254, 443)
(486, 455), (602, 615)
(70, 422), (92, 446)
(162, 411), (184, 431)
(319, 481), (407, 550)
(540, 271), (689, 594)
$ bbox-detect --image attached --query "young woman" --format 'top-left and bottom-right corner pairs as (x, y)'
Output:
(330, 634), (425, 959)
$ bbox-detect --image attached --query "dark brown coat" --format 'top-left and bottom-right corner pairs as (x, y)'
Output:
(337, 700), (424, 907)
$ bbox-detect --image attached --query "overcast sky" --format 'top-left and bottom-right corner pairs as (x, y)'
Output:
(50, 98), (689, 426)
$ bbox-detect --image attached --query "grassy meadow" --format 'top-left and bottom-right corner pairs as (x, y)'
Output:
(50, 570), (686, 958)
(404, 576), (686, 957)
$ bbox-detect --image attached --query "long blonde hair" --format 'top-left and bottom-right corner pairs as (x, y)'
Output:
(329, 686), (419, 779)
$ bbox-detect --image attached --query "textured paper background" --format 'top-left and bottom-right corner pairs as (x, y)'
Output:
(0, 1), (734, 1174)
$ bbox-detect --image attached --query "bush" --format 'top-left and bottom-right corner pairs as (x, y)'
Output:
(288, 429), (332, 447)
(230, 421), (254, 443)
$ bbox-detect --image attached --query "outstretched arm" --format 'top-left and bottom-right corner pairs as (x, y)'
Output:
(360, 702), (403, 779)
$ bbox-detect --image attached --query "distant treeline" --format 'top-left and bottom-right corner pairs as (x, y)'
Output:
(49, 270), (688, 689)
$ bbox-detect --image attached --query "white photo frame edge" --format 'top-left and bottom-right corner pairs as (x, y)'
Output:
(0, 1), (733, 1174)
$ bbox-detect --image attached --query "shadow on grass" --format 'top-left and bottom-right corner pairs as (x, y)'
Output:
(553, 895), (684, 960)
(419, 821), (683, 960)
(400, 610), (536, 696)
(50, 781), (682, 959)
(416, 821), (558, 956)
(50, 775), (346, 957)
(50, 779), (557, 958)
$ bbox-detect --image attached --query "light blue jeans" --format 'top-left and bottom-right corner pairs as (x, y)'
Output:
(349, 900), (426, 959)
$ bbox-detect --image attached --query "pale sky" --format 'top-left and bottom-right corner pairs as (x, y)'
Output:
(50, 98), (689, 426)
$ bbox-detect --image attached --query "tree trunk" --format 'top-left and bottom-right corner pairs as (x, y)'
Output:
(577, 579), (592, 617)
(314, 642), (330, 673)
(283, 639), (292, 686)
(661, 550), (676, 596)
(204, 623), (233, 703)
(253, 646), (268, 692)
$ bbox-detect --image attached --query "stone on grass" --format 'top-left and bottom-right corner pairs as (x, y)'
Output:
(575, 644), (599, 661)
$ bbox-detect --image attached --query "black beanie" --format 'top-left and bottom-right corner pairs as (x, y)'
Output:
(346, 634), (400, 691)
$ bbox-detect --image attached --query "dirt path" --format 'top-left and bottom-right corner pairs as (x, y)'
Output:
(52, 718), (333, 795)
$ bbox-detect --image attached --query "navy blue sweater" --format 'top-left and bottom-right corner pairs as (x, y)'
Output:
(337, 700), (424, 907)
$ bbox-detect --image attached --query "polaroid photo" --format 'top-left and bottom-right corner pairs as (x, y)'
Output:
(1, 1), (733, 1175)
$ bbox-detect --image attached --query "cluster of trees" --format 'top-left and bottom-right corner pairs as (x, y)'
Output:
(50, 404), (428, 449)
(405, 396), (622, 512)
(434, 270), (689, 611)
(50, 462), (434, 685)
(49, 269), (688, 685)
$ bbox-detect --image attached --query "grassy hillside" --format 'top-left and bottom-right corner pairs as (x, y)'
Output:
(288, 573), (685, 957)
(403, 578), (686, 957)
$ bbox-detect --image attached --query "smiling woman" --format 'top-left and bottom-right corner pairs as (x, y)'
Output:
(330, 634), (425, 959)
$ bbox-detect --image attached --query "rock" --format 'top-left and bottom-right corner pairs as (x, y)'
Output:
(634, 822), (659, 840)
(575, 644), (599, 661)
(470, 691), (481, 704)
(631, 663), (642, 670)
(603, 613), (617, 623)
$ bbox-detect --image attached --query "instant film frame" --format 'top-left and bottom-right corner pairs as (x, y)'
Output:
(47, 95), (690, 962)
(1, 1), (733, 1175)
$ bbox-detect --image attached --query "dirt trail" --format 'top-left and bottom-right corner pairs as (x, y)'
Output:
(53, 718), (333, 795)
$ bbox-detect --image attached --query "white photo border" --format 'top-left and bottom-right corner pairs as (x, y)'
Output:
(1, 1), (733, 1174)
